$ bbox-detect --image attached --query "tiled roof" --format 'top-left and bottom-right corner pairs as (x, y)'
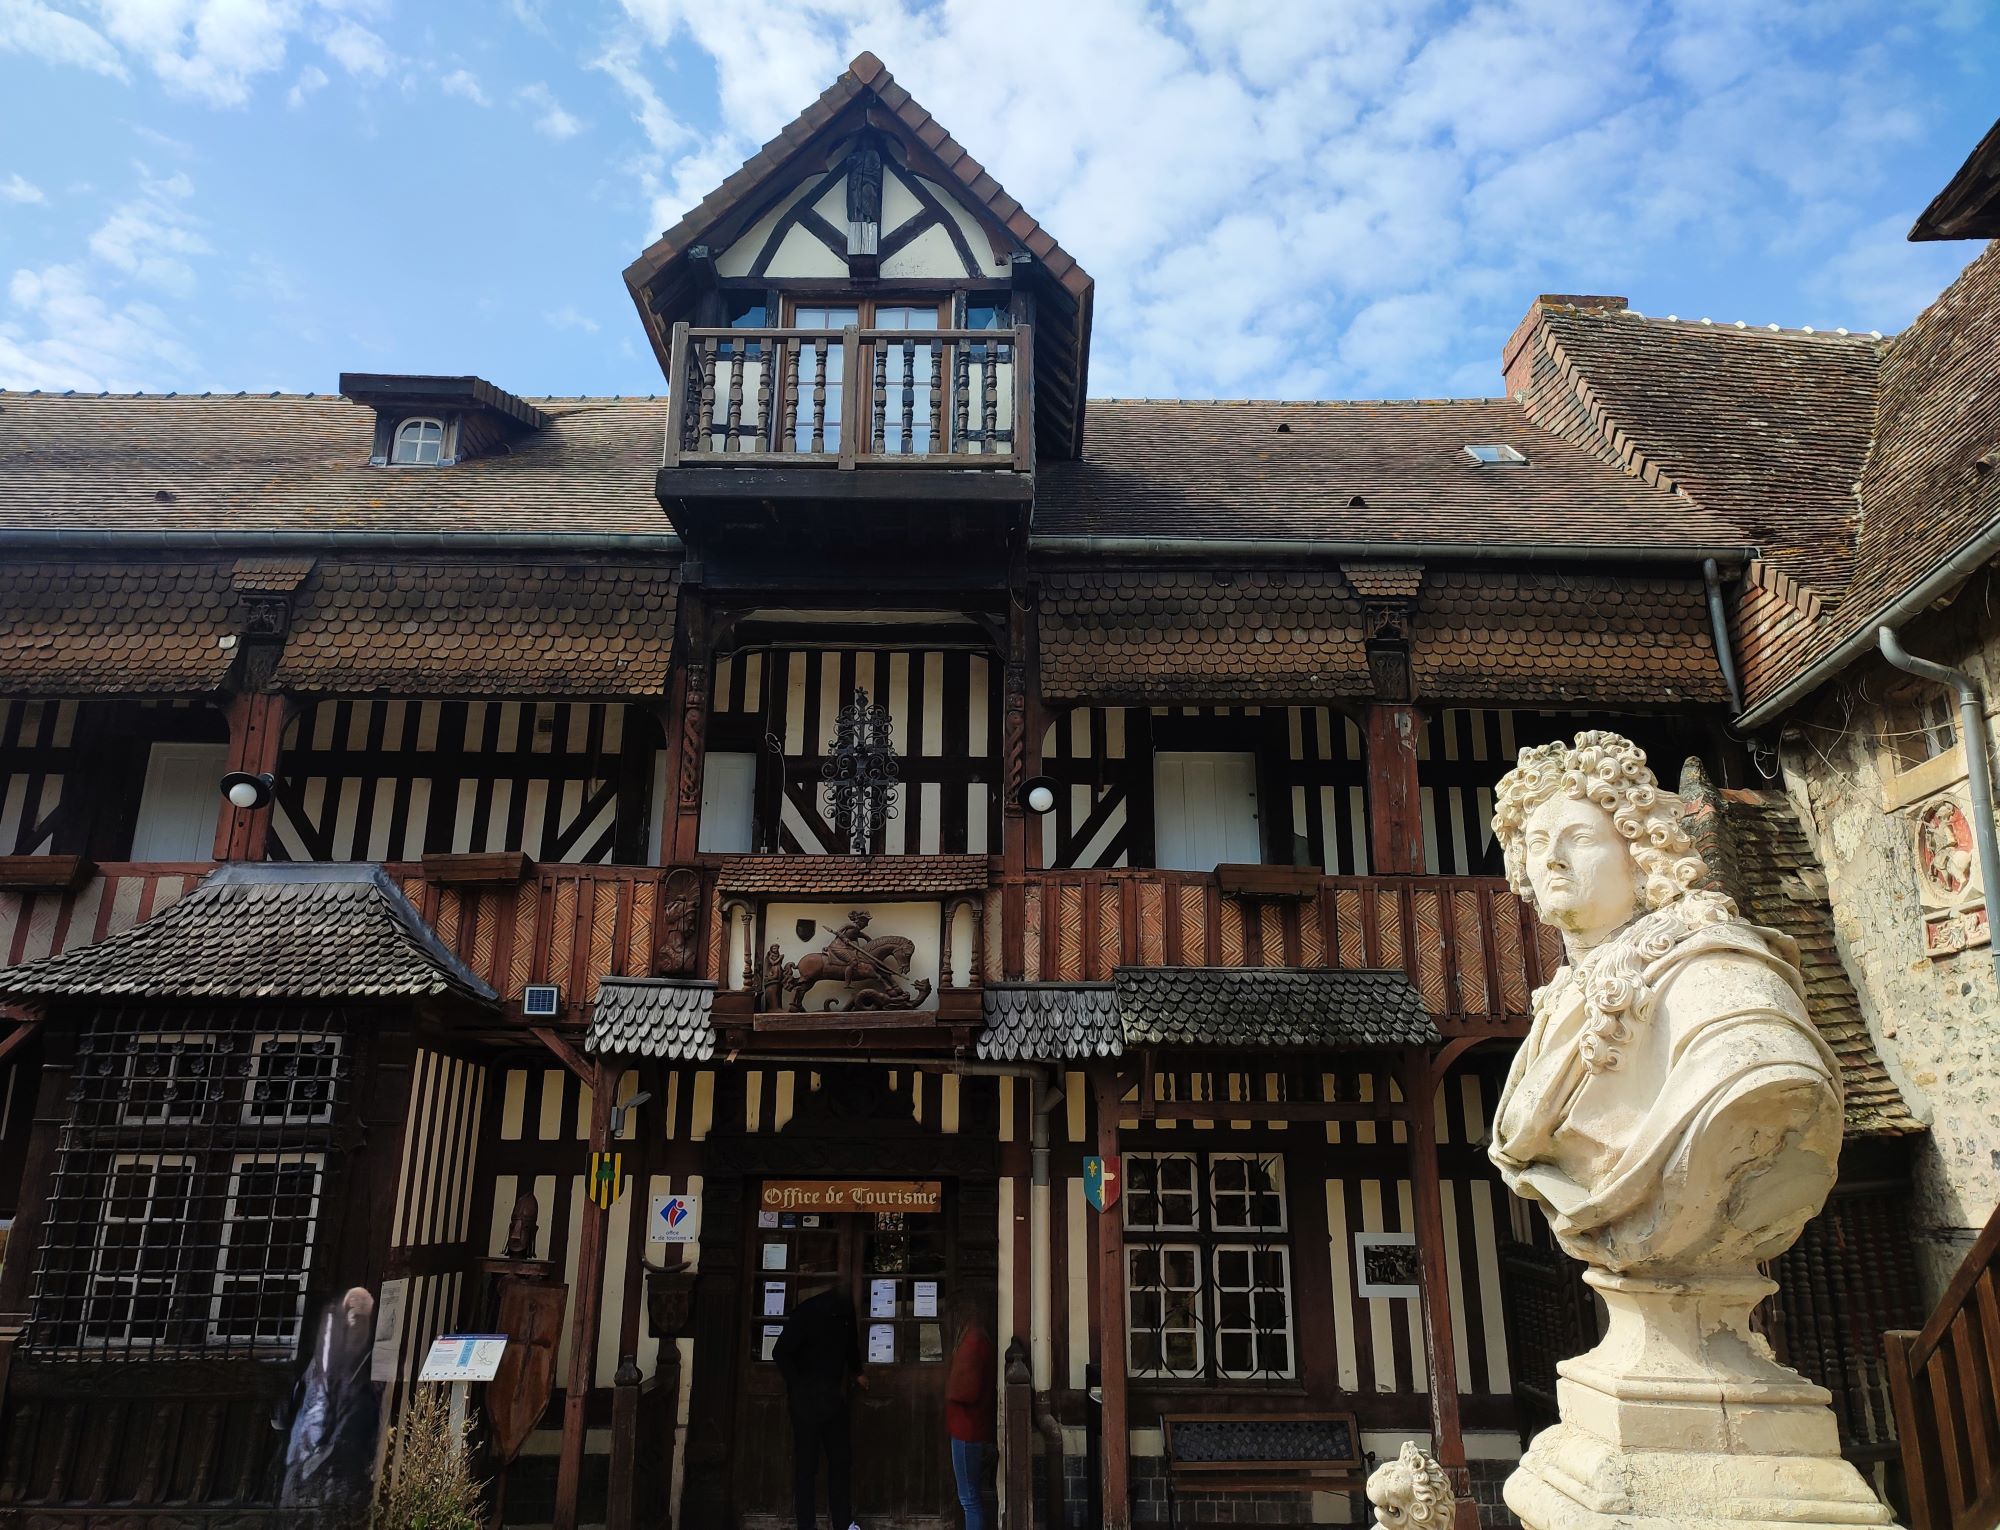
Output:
(1722, 790), (1924, 1138)
(0, 392), (670, 536)
(623, 52), (1090, 304)
(714, 854), (990, 895)
(1911, 120), (2000, 241)
(978, 984), (1121, 1061)
(272, 561), (680, 695)
(1831, 241), (2000, 664)
(1412, 571), (1726, 705)
(974, 969), (1437, 1059)
(0, 560), (240, 694)
(1040, 571), (1369, 703)
(1517, 305), (1880, 607)
(586, 977), (716, 1059)
(0, 862), (497, 1003)
(231, 557), (316, 593)
(1034, 399), (1751, 551)
(1115, 967), (1437, 1050)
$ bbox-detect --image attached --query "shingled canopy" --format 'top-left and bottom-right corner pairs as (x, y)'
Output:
(586, 977), (717, 1060)
(0, 862), (496, 1005)
(979, 967), (1436, 1061)
(621, 52), (1093, 460)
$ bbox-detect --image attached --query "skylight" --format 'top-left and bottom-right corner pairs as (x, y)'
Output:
(1464, 443), (1527, 465)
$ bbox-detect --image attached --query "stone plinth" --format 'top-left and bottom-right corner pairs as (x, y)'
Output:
(1506, 1273), (1896, 1530)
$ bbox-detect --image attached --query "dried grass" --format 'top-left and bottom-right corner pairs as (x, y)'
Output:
(374, 1384), (487, 1530)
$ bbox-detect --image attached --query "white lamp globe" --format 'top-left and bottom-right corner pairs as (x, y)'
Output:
(226, 779), (263, 809)
(1026, 783), (1056, 814)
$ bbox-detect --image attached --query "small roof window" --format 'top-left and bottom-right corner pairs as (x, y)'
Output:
(391, 417), (445, 467)
(1464, 443), (1527, 465)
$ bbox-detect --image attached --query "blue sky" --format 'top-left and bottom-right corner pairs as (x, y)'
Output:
(0, 0), (1993, 401)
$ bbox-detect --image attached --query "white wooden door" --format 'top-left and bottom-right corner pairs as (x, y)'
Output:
(697, 751), (758, 854)
(1153, 751), (1261, 871)
(131, 742), (227, 861)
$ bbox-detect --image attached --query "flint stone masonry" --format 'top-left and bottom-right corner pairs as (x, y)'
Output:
(1782, 596), (2000, 1301)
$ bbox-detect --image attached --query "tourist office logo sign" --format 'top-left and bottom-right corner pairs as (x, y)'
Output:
(1083, 1155), (1120, 1213)
(649, 1192), (702, 1244)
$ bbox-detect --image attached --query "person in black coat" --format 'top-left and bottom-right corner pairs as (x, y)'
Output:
(773, 1280), (867, 1530)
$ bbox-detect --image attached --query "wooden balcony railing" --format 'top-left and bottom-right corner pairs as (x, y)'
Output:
(665, 322), (1031, 471)
(1885, 1196), (2000, 1530)
(2, 863), (1556, 1038)
(1019, 871), (1558, 1037)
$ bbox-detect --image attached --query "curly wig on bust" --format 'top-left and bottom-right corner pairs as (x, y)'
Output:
(1490, 730), (1710, 914)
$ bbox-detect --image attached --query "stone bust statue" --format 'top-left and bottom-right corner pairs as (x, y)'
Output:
(1487, 731), (1844, 1278)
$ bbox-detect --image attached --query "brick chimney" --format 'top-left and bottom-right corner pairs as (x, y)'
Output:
(1502, 294), (1628, 398)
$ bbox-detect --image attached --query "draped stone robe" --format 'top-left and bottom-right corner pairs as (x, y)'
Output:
(1490, 896), (1845, 1276)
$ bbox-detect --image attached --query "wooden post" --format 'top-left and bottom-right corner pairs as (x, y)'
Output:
(1003, 1338), (1033, 1530)
(1001, 587), (1044, 980)
(607, 1355), (642, 1530)
(1403, 1048), (1476, 1530)
(1090, 1068), (1130, 1530)
(1365, 704), (1426, 876)
(665, 596), (709, 865)
(554, 1059), (615, 1530)
(212, 692), (289, 862)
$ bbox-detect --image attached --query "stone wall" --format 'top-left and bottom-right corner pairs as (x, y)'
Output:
(1779, 592), (2000, 1300)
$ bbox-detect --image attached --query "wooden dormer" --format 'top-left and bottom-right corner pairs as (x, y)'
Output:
(622, 53), (1093, 563)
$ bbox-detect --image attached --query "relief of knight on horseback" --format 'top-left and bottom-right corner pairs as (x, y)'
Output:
(780, 910), (933, 1012)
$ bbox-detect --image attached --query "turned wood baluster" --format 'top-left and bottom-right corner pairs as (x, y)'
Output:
(954, 338), (971, 451)
(697, 339), (717, 452)
(753, 339), (771, 452)
(810, 339), (829, 453)
(927, 338), (944, 454)
(781, 339), (801, 453)
(872, 336), (888, 454)
(982, 341), (1000, 446)
(724, 342), (744, 451)
(900, 338), (917, 454)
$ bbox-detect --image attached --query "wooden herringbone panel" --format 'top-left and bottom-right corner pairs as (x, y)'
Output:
(1453, 888), (1487, 1014)
(1139, 880), (1165, 966)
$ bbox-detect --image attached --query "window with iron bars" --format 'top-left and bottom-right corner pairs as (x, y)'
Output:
(26, 1008), (349, 1359)
(1124, 1150), (1295, 1382)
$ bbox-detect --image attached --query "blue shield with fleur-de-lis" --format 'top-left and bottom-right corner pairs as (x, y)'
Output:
(1083, 1155), (1120, 1213)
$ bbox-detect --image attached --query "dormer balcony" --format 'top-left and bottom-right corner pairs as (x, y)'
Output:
(657, 322), (1035, 563)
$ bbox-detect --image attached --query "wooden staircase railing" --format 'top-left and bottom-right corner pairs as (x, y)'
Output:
(1885, 1198), (2000, 1529)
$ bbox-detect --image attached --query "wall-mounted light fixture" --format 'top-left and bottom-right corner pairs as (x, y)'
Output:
(219, 771), (275, 811)
(1017, 776), (1058, 815)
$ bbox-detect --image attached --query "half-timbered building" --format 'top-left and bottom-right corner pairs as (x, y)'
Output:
(0, 53), (1957, 1530)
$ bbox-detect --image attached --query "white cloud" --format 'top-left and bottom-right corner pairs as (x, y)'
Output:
(441, 67), (489, 106)
(517, 81), (583, 140)
(319, 17), (390, 79)
(600, 0), (1978, 398)
(93, 0), (301, 106)
(592, 39), (687, 153)
(6, 1), (392, 108)
(545, 304), (601, 334)
(0, 0), (127, 79)
(87, 167), (211, 296)
(1, 262), (196, 391)
(286, 62), (326, 108)
(1, 173), (46, 204)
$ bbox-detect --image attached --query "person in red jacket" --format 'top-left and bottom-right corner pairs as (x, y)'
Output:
(944, 1289), (997, 1530)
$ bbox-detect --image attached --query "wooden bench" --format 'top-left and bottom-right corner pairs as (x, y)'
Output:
(1160, 1411), (1367, 1526)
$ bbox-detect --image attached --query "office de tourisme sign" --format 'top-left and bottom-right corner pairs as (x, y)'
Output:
(761, 1180), (941, 1213)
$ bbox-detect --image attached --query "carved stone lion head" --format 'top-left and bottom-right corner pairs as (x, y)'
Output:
(1365, 1441), (1454, 1530)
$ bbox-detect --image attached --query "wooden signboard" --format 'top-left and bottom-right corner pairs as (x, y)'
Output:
(760, 1180), (941, 1214)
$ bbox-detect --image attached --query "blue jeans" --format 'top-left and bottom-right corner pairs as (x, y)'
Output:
(950, 1437), (993, 1530)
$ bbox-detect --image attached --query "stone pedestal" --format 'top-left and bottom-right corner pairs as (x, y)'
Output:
(1506, 1272), (1899, 1530)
